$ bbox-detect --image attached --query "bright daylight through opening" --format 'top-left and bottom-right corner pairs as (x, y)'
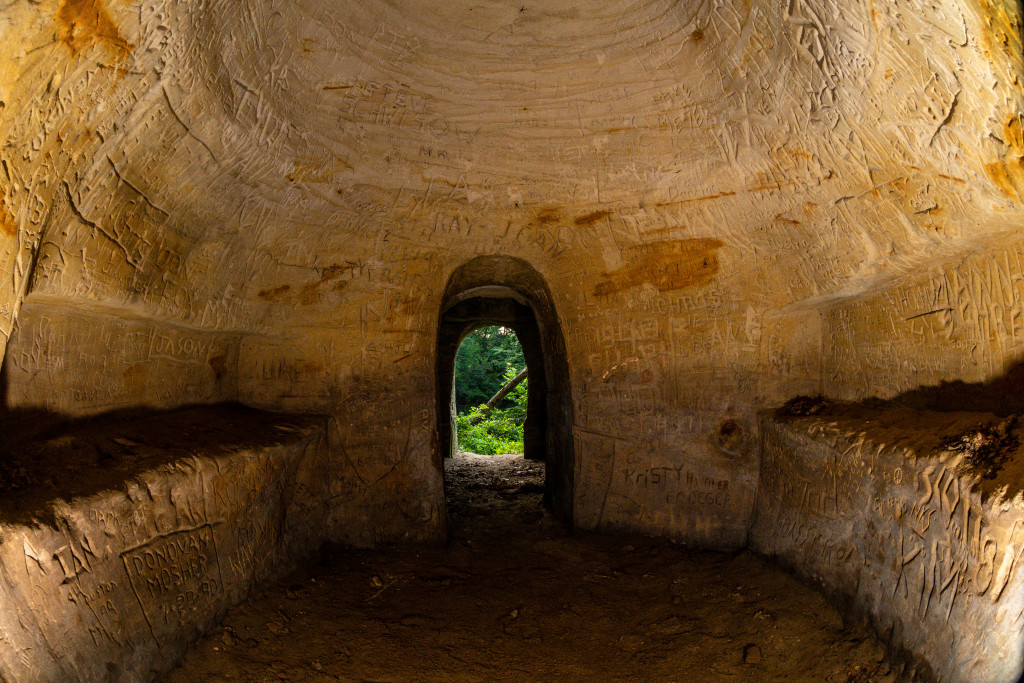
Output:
(454, 326), (528, 456)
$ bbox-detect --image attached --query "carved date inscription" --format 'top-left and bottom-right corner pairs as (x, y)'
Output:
(122, 525), (224, 634)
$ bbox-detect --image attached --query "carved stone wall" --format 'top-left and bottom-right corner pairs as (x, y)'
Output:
(751, 409), (1024, 681)
(823, 232), (1024, 402)
(0, 409), (332, 682)
(1, 2), (1024, 674)
(2, 0), (1023, 547)
(3, 298), (240, 416)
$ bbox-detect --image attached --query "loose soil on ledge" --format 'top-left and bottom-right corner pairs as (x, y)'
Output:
(0, 405), (321, 525)
(779, 397), (1024, 502)
(164, 453), (895, 682)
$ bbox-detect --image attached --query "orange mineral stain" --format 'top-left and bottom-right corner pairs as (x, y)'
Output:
(258, 285), (291, 301)
(0, 189), (16, 238)
(56, 0), (133, 59)
(594, 239), (723, 296)
(208, 355), (227, 381)
(574, 209), (611, 226)
(984, 114), (1024, 201)
(300, 265), (349, 305)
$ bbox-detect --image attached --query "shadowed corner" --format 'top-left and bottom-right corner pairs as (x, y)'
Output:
(885, 358), (1024, 416)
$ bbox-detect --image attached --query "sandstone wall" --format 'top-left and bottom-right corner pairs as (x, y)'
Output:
(3, 297), (239, 417)
(823, 232), (1024, 402)
(751, 410), (1024, 681)
(2, 3), (1024, 677)
(2, 0), (1024, 545)
(0, 410), (332, 682)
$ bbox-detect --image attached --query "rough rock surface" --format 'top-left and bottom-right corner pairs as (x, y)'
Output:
(0, 406), (331, 682)
(751, 404), (1024, 681)
(3, 0), (1024, 547)
(2, 0), (1024, 679)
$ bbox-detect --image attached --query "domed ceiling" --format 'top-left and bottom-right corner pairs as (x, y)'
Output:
(1, 0), (1022, 345)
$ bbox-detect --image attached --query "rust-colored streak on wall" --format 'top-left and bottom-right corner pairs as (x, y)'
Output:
(258, 284), (291, 301)
(299, 265), (349, 306)
(985, 114), (1024, 201)
(985, 160), (1019, 200)
(594, 239), (724, 296)
(256, 267), (349, 306)
(535, 207), (562, 224)
(0, 189), (15, 238)
(56, 0), (133, 58)
(974, 0), (1024, 66)
(208, 354), (227, 380)
(574, 209), (611, 226)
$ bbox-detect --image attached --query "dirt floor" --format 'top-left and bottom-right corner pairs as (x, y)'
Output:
(163, 453), (896, 682)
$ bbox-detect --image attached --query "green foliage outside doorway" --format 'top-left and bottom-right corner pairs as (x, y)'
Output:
(454, 327), (528, 454)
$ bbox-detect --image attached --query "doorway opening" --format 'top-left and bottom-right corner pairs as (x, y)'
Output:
(453, 326), (529, 456)
(436, 256), (574, 525)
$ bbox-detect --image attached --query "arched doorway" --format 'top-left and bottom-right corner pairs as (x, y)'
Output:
(436, 256), (574, 524)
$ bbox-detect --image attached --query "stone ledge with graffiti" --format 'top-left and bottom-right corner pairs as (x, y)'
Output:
(750, 405), (1024, 682)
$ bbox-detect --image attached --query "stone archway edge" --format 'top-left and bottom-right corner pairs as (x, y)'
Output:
(436, 256), (575, 524)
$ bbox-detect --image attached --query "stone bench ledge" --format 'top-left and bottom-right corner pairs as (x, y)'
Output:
(0, 405), (330, 682)
(751, 403), (1024, 682)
